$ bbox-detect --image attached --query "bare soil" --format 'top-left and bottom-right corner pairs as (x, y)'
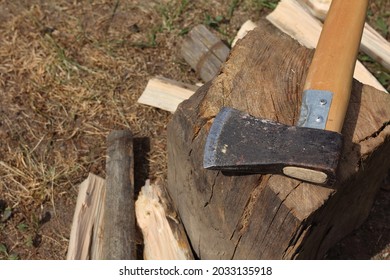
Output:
(0, 0), (389, 260)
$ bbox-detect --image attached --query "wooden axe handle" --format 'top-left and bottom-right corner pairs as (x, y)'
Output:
(303, 0), (368, 133)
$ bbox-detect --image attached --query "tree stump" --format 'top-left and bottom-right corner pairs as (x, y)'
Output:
(167, 20), (390, 259)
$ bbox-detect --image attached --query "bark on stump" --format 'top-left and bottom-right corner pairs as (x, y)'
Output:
(167, 20), (390, 259)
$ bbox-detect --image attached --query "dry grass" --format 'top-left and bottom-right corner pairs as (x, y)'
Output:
(0, 0), (270, 260)
(0, 0), (388, 259)
(0, 0), (176, 259)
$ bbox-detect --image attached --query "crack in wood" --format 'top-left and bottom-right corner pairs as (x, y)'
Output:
(287, 223), (315, 259)
(358, 120), (390, 143)
(315, 224), (334, 259)
(204, 172), (219, 207)
(269, 93), (279, 123)
(283, 222), (305, 258)
(258, 181), (301, 253)
(192, 107), (215, 144)
(197, 237), (201, 259)
(229, 175), (270, 242)
(230, 235), (243, 260)
(191, 125), (202, 142)
(188, 148), (193, 158)
(282, 181), (302, 204)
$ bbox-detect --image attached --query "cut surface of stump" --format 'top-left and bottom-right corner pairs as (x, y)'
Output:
(167, 20), (390, 259)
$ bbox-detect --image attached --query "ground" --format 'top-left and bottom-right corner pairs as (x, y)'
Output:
(0, 0), (389, 260)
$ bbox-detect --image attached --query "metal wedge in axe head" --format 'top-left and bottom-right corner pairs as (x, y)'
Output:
(203, 0), (369, 186)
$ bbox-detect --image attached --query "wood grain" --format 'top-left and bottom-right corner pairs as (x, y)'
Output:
(138, 76), (198, 113)
(135, 180), (194, 260)
(181, 25), (230, 82)
(67, 173), (105, 260)
(101, 130), (136, 260)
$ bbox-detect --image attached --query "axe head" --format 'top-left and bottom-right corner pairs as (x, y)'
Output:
(203, 107), (343, 186)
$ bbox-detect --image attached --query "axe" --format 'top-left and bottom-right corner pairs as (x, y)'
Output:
(203, 0), (369, 186)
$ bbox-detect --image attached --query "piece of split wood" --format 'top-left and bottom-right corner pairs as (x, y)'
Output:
(102, 130), (136, 260)
(297, 0), (390, 72)
(360, 23), (390, 72)
(135, 180), (194, 260)
(231, 20), (258, 48)
(296, 0), (330, 19)
(67, 173), (105, 260)
(138, 77), (199, 113)
(181, 24), (230, 82)
(266, 0), (387, 92)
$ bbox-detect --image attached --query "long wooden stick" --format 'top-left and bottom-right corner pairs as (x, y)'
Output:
(303, 0), (368, 133)
(102, 130), (136, 259)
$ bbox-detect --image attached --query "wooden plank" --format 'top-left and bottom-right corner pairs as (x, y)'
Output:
(266, 0), (387, 92)
(361, 23), (390, 72)
(101, 130), (136, 260)
(297, 0), (390, 71)
(135, 180), (194, 260)
(181, 24), (230, 82)
(138, 77), (198, 113)
(167, 19), (390, 259)
(67, 173), (105, 260)
(296, 0), (330, 19)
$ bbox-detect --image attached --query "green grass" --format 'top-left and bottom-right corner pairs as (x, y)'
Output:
(0, 243), (19, 260)
(365, 0), (390, 91)
(228, 0), (240, 19)
(250, 0), (279, 10)
(158, 0), (191, 32)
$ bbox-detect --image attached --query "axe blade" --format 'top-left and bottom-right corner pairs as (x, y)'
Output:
(203, 107), (343, 185)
